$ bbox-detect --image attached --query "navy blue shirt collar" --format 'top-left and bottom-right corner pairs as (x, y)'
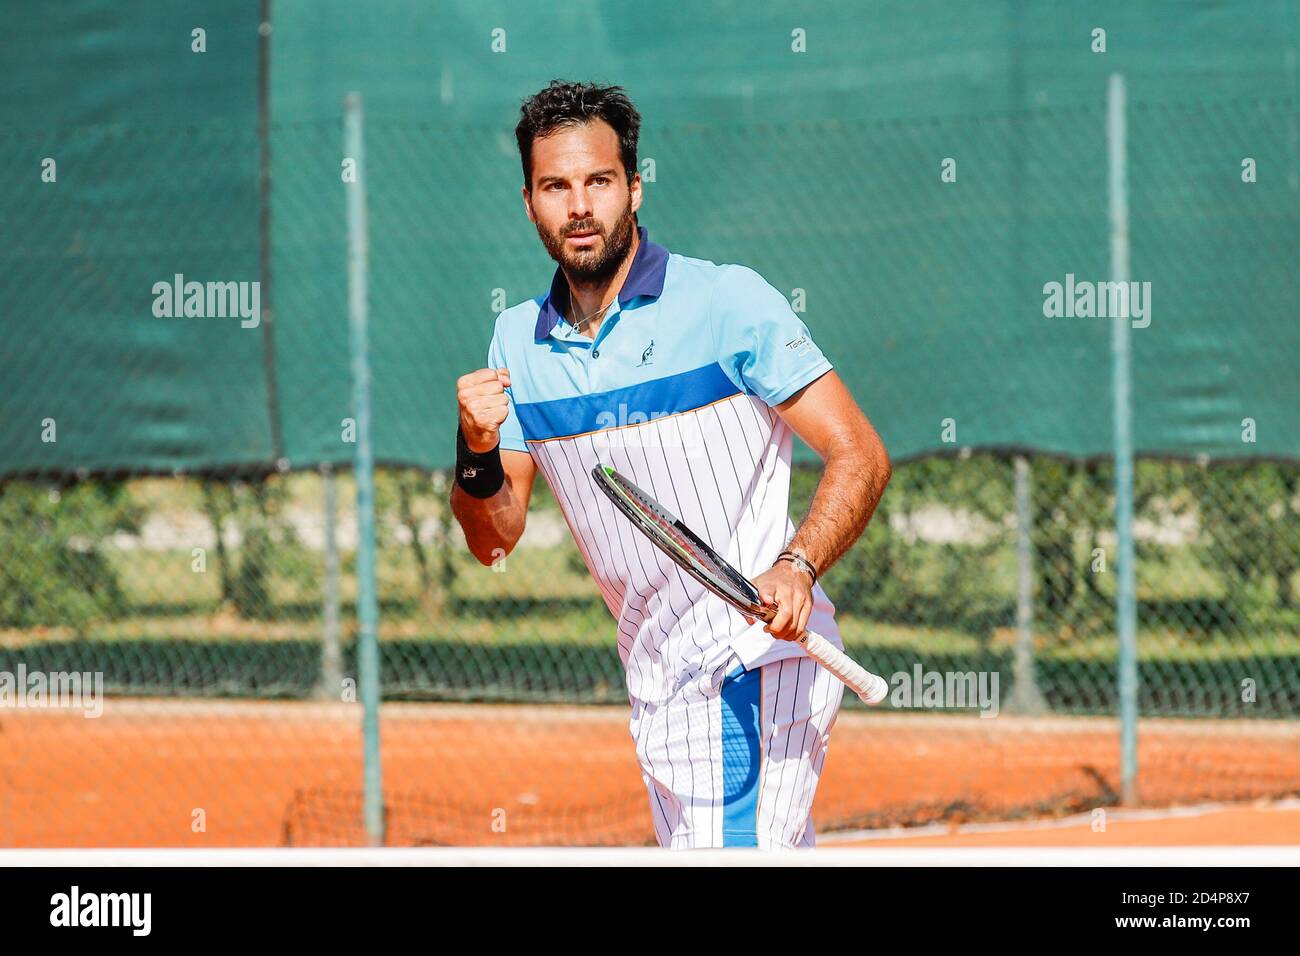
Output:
(534, 225), (669, 340)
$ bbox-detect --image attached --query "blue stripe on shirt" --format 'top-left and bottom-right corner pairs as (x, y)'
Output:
(514, 363), (741, 443)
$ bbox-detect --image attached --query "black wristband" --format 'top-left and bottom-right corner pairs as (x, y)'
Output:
(455, 427), (506, 499)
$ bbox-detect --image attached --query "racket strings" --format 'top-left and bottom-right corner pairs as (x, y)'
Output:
(596, 466), (763, 615)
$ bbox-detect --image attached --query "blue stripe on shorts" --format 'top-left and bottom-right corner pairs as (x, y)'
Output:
(720, 663), (761, 847)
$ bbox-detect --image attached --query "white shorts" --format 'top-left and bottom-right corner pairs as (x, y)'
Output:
(628, 652), (843, 849)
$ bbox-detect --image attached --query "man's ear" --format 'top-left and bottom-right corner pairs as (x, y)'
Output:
(520, 184), (535, 223)
(629, 173), (643, 217)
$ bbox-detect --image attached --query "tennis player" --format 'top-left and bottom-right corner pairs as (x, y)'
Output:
(452, 80), (891, 849)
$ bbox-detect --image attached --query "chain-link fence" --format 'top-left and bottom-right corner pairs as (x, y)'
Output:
(3, 455), (1296, 846)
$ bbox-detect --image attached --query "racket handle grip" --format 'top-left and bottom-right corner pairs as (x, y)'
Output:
(800, 630), (889, 705)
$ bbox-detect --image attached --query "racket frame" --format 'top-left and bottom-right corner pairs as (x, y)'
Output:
(591, 464), (887, 705)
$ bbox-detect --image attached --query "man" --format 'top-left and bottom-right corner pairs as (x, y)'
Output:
(452, 80), (890, 849)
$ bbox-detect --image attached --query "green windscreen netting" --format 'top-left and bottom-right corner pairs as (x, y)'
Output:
(3, 0), (1296, 473)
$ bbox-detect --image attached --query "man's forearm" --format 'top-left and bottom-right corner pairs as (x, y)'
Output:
(787, 436), (891, 578)
(451, 480), (527, 566)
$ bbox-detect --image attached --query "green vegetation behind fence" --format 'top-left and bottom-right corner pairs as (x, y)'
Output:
(4, 456), (1295, 716)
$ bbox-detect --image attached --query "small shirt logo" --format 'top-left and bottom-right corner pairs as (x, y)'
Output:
(636, 339), (656, 367)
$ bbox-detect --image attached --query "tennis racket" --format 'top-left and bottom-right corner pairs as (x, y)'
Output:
(591, 464), (889, 705)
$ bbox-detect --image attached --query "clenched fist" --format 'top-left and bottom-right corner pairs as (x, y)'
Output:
(457, 367), (512, 453)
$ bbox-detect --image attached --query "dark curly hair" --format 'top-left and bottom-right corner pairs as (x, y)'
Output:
(515, 80), (642, 191)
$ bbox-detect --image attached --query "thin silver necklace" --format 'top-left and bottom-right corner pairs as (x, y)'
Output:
(567, 288), (615, 335)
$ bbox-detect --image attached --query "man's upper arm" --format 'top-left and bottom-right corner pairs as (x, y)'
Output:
(773, 370), (878, 461)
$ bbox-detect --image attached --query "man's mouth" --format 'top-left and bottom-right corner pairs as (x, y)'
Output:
(566, 230), (600, 246)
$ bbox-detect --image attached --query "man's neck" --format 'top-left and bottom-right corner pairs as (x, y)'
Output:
(565, 228), (640, 339)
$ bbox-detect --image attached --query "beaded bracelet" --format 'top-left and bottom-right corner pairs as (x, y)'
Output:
(775, 549), (818, 586)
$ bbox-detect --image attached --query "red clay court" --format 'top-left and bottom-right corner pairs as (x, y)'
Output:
(3, 699), (1296, 848)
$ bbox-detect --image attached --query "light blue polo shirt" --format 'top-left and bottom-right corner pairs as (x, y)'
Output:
(486, 226), (842, 704)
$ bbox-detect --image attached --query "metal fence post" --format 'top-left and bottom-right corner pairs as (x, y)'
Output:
(1108, 73), (1139, 806)
(345, 91), (384, 844)
(317, 462), (343, 700)
(1006, 455), (1047, 714)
